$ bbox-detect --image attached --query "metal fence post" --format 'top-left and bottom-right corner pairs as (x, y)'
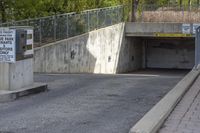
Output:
(26, 19), (29, 26)
(118, 7), (120, 23)
(53, 16), (57, 41)
(87, 11), (90, 32)
(66, 14), (69, 38)
(188, 6), (191, 23)
(39, 18), (42, 45)
(105, 9), (107, 27)
(195, 27), (200, 69)
(162, 5), (164, 22)
(181, 5), (184, 23)
(96, 10), (99, 29)
(141, 5), (144, 22)
(122, 5), (125, 21)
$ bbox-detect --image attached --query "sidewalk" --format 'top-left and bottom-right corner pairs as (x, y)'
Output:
(159, 75), (200, 133)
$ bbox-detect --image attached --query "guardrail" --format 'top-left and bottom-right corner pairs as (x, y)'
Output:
(0, 5), (129, 47)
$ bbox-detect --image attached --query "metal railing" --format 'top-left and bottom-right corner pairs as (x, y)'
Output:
(134, 4), (200, 23)
(0, 5), (128, 47)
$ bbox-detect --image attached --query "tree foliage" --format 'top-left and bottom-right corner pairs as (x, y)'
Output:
(0, 0), (131, 22)
(0, 0), (199, 23)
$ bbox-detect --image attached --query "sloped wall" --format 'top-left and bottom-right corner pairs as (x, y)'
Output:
(34, 23), (142, 74)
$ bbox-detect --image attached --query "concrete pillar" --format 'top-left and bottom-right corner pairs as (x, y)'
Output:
(0, 58), (33, 91)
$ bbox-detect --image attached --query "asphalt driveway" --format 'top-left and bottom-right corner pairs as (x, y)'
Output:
(0, 69), (187, 133)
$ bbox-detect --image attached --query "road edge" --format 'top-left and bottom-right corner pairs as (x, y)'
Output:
(0, 82), (48, 103)
(129, 69), (200, 133)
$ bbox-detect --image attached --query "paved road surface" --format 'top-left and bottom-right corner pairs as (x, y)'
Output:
(0, 70), (187, 133)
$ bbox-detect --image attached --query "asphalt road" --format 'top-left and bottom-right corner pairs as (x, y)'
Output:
(0, 69), (187, 133)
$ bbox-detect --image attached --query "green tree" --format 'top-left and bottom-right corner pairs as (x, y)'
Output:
(0, 0), (134, 22)
(0, 0), (14, 22)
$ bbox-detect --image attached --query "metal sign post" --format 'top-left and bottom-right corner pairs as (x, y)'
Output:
(195, 26), (200, 69)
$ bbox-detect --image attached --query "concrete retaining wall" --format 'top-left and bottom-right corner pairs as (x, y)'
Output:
(34, 23), (142, 74)
(145, 38), (195, 69)
(116, 37), (143, 73)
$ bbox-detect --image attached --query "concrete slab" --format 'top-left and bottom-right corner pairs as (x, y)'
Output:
(129, 69), (200, 133)
(0, 83), (48, 103)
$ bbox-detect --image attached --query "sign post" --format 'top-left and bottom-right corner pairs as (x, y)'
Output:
(193, 24), (200, 34)
(0, 28), (16, 63)
(195, 26), (200, 69)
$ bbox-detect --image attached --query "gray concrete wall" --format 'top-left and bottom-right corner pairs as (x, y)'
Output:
(34, 23), (142, 74)
(34, 22), (195, 73)
(145, 38), (195, 69)
(0, 58), (34, 91)
(125, 22), (195, 69)
(116, 37), (143, 73)
(0, 63), (9, 90)
(125, 22), (195, 37)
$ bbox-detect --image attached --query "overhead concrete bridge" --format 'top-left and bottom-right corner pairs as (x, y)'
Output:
(34, 22), (197, 74)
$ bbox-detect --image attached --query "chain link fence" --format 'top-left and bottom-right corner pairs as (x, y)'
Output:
(134, 4), (200, 23)
(0, 5), (128, 47)
(2, 4), (200, 47)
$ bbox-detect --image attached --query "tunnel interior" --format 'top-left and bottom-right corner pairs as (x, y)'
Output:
(127, 37), (195, 71)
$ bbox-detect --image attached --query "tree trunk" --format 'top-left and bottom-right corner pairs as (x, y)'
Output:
(179, 0), (183, 8)
(131, 0), (139, 22)
(188, 0), (191, 9)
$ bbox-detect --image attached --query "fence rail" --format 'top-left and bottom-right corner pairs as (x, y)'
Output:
(0, 5), (128, 47)
(134, 4), (200, 23)
(2, 4), (199, 47)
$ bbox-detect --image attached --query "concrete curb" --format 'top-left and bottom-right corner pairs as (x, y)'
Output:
(129, 69), (200, 133)
(0, 82), (48, 103)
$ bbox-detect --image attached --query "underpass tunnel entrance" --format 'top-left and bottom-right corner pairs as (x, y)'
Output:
(124, 37), (195, 72)
(142, 37), (195, 70)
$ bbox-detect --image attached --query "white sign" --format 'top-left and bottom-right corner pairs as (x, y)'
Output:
(0, 28), (16, 63)
(24, 29), (34, 56)
(193, 24), (200, 34)
(182, 24), (191, 34)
